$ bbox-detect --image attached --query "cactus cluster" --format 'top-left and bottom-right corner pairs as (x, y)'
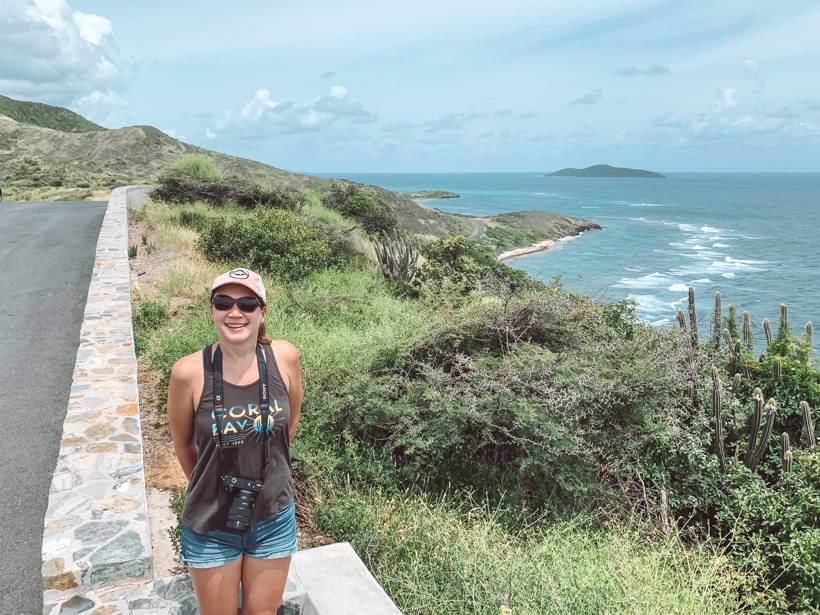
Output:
(744, 391), (777, 471)
(772, 356), (783, 381)
(373, 230), (419, 283)
(712, 368), (726, 472)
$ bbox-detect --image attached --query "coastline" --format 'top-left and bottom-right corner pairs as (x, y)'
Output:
(497, 232), (583, 261)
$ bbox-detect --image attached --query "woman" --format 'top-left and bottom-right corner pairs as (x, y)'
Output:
(167, 267), (303, 615)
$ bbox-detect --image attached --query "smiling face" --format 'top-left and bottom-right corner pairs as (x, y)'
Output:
(210, 283), (267, 345)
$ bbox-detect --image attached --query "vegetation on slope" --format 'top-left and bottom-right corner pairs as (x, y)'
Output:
(129, 156), (819, 613)
(0, 94), (105, 132)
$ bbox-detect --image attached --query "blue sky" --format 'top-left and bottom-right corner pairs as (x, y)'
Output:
(2, 0), (820, 172)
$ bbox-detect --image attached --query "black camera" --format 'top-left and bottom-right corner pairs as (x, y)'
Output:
(222, 475), (264, 531)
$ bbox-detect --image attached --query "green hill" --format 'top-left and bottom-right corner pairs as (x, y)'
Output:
(0, 94), (105, 132)
(0, 95), (597, 251)
(549, 164), (665, 178)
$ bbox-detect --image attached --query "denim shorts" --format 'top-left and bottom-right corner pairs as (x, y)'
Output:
(180, 500), (298, 569)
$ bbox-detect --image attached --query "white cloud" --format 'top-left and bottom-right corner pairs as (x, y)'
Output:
(72, 11), (112, 46)
(0, 0), (120, 104)
(213, 86), (377, 138)
(205, 129), (216, 139)
(162, 128), (187, 141)
(330, 85), (348, 98)
(714, 88), (738, 111)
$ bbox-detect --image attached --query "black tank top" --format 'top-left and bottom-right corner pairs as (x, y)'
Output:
(182, 342), (294, 533)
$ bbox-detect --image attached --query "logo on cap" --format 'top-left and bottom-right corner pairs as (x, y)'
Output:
(229, 268), (250, 279)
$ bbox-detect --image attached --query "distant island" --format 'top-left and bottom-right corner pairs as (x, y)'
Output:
(548, 164), (665, 178)
(404, 190), (461, 199)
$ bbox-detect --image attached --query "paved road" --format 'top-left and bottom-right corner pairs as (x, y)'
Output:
(0, 200), (107, 614)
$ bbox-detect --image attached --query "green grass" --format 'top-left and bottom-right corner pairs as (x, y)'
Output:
(314, 486), (747, 615)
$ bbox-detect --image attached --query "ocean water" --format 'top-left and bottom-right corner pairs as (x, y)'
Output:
(316, 172), (820, 342)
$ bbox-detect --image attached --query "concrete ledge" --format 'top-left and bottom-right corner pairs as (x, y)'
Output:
(291, 543), (402, 615)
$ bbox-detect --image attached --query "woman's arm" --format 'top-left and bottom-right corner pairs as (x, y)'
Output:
(280, 342), (303, 444)
(167, 356), (198, 481)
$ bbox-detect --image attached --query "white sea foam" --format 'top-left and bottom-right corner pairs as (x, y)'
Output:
(692, 278), (712, 283)
(624, 267), (642, 272)
(626, 294), (680, 317)
(700, 225), (721, 233)
(722, 272), (736, 278)
(678, 223), (697, 232)
(712, 242), (730, 248)
(668, 283), (689, 292)
(630, 202), (669, 207)
(615, 272), (675, 289)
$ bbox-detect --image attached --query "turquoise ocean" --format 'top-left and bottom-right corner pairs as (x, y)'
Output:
(316, 172), (820, 343)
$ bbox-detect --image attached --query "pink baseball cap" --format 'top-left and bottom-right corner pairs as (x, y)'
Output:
(210, 268), (267, 304)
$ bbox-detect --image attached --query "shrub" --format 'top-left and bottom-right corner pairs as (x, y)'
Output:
(716, 453), (820, 611)
(197, 209), (332, 280)
(324, 183), (396, 234)
(151, 162), (303, 212)
(170, 154), (222, 182)
(412, 235), (538, 300)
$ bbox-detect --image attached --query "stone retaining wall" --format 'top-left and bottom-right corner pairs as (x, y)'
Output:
(42, 186), (152, 606)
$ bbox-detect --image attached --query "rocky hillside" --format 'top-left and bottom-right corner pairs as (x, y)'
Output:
(0, 95), (597, 250)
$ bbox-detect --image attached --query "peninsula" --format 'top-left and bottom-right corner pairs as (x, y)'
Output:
(548, 164), (665, 178)
(404, 190), (460, 199)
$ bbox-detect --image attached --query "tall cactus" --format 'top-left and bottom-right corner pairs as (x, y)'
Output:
(713, 292), (722, 347)
(772, 356), (783, 381)
(688, 287), (699, 347)
(742, 311), (753, 353)
(806, 321), (814, 365)
(728, 304), (738, 340)
(722, 327), (734, 349)
(676, 309), (687, 331)
(744, 389), (764, 468)
(781, 432), (792, 473)
(779, 303), (789, 340)
(747, 398), (777, 471)
(729, 340), (741, 376)
(800, 401), (816, 448)
(763, 319), (773, 346)
(732, 373), (742, 395)
(712, 367), (726, 472)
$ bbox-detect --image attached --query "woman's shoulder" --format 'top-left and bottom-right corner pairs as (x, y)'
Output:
(170, 346), (209, 381)
(268, 339), (300, 360)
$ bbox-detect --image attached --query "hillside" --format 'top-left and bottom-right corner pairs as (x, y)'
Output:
(0, 95), (105, 132)
(0, 96), (596, 250)
(549, 164), (665, 178)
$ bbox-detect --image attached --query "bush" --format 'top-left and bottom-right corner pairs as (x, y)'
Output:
(716, 453), (820, 611)
(151, 166), (303, 212)
(324, 183), (396, 234)
(412, 235), (538, 300)
(170, 154), (222, 182)
(197, 208), (332, 280)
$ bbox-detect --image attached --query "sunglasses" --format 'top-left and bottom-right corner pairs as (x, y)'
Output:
(211, 294), (261, 313)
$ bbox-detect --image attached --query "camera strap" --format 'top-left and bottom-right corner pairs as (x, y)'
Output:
(211, 343), (271, 481)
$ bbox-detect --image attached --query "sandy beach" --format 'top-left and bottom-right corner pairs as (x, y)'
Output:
(497, 234), (582, 261)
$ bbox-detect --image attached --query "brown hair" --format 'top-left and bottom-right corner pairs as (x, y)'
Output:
(258, 321), (272, 345)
